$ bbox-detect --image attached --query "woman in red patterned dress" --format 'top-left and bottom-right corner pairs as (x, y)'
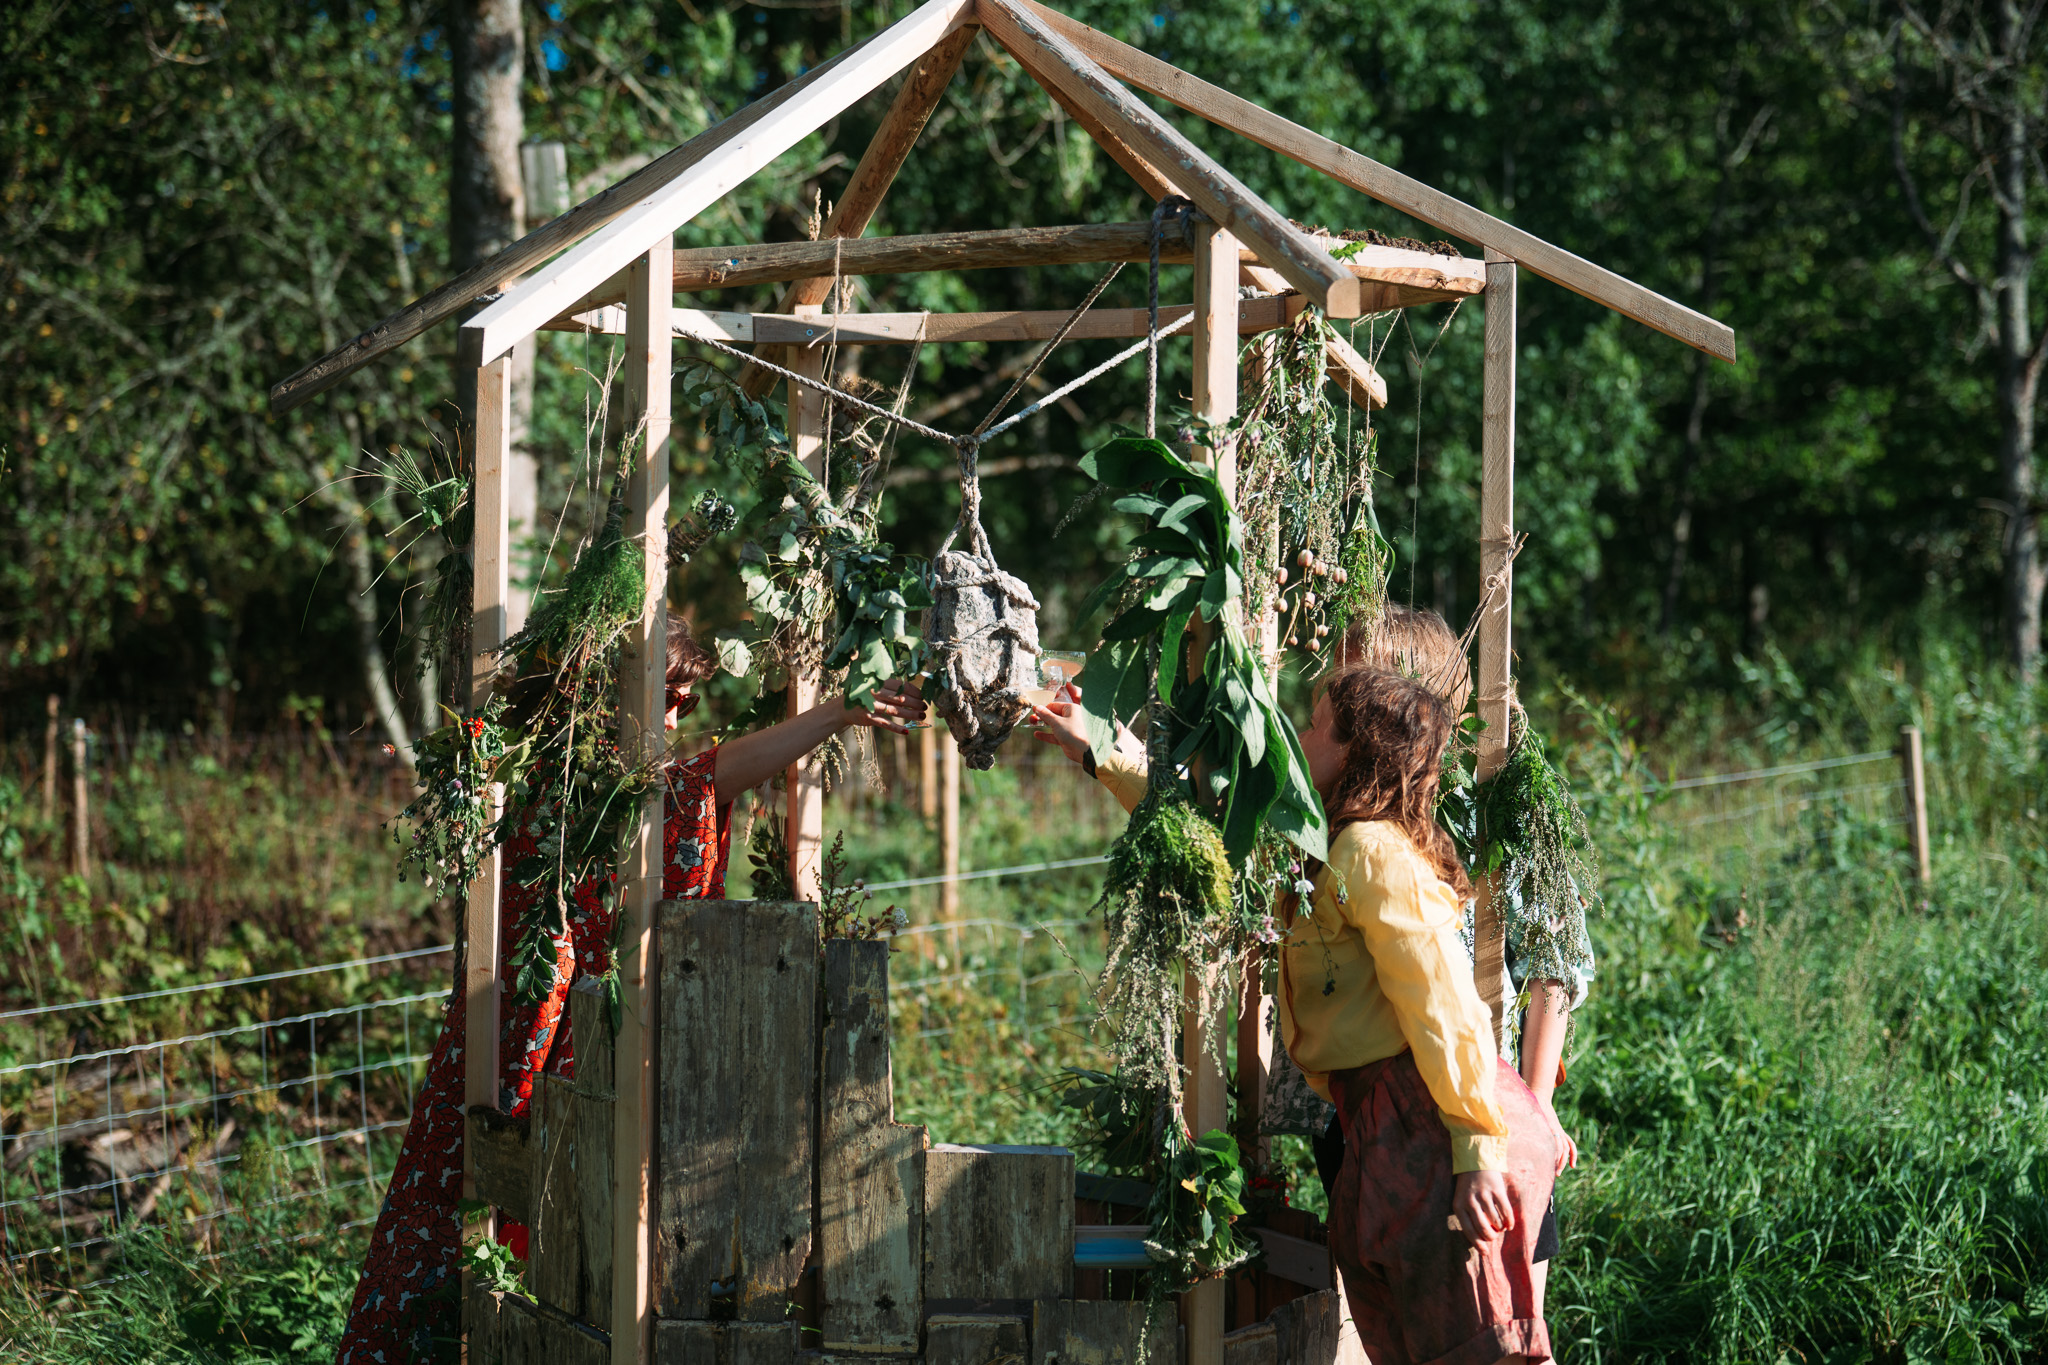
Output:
(336, 627), (924, 1364)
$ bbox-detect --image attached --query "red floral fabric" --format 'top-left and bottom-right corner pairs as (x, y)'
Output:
(335, 752), (729, 1365)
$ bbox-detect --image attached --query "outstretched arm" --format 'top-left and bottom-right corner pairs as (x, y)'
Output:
(1029, 687), (1148, 813)
(712, 678), (926, 807)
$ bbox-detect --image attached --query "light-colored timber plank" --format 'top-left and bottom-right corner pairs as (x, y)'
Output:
(453, 0), (974, 369)
(1321, 329), (1388, 411)
(817, 940), (924, 1354)
(786, 321), (828, 904)
(464, 353), (511, 1233)
(1473, 258), (1516, 1053)
(923, 1145), (1072, 1302)
(613, 246), (672, 1365)
(655, 900), (818, 1322)
(1017, 0), (1735, 363)
(569, 977), (616, 1333)
(925, 1314), (1028, 1365)
(1000, 39), (1182, 201)
(978, 0), (1361, 317)
(269, 2), (967, 412)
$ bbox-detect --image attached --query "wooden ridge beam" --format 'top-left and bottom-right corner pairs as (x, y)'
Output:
(268, 1), (969, 414)
(545, 294), (1310, 343)
(454, 0), (975, 372)
(977, 0), (1363, 317)
(1018, 0), (1736, 363)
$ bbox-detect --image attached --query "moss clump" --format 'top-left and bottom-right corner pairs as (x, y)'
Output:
(1096, 789), (1236, 1099)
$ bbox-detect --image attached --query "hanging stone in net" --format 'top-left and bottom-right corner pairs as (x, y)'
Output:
(924, 549), (1040, 769)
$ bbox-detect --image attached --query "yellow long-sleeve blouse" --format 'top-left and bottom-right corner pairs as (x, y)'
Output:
(1093, 747), (1508, 1174)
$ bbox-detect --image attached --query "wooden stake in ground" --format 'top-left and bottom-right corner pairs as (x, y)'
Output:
(1900, 724), (1931, 886)
(41, 694), (57, 825)
(1472, 255), (1517, 1052)
(69, 718), (88, 881)
(939, 724), (961, 919)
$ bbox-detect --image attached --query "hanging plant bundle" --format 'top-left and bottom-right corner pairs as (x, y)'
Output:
(1095, 785), (1236, 1097)
(1475, 712), (1599, 994)
(1234, 310), (1391, 663)
(1073, 435), (1325, 864)
(923, 444), (1042, 769)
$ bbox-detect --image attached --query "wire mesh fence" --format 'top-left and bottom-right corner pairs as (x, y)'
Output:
(0, 734), (1925, 1288)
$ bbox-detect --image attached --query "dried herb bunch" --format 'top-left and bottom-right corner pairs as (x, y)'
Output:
(1474, 709), (1599, 998)
(1234, 310), (1391, 664)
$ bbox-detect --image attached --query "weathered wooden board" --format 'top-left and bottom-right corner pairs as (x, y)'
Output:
(925, 1313), (1028, 1365)
(497, 1291), (611, 1365)
(1223, 1322), (1279, 1365)
(1246, 1228), (1331, 1292)
(656, 900), (818, 1321)
(655, 1319), (802, 1365)
(528, 1074), (582, 1315)
(818, 940), (925, 1354)
(1030, 1299), (1177, 1365)
(569, 975), (616, 1332)
(467, 1106), (533, 1225)
(1268, 1289), (1341, 1365)
(467, 1280), (506, 1365)
(924, 1145), (1072, 1302)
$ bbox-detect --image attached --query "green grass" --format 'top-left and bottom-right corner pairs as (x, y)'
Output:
(5, 661), (2048, 1362)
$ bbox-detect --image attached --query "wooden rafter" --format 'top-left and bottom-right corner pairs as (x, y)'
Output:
(1019, 0), (1736, 363)
(453, 0), (976, 372)
(978, 0), (1363, 318)
(267, 4), (964, 414)
(739, 22), (981, 397)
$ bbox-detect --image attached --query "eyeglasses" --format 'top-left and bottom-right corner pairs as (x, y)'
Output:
(665, 687), (699, 721)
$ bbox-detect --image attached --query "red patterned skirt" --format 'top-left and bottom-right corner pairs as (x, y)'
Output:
(335, 752), (729, 1364)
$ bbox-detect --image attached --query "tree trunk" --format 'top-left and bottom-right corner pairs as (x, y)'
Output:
(337, 498), (417, 769)
(1991, 3), (2042, 677)
(450, 0), (525, 275)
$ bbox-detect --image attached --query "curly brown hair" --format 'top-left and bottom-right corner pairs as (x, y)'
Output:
(1317, 666), (1471, 896)
(1337, 604), (1473, 714)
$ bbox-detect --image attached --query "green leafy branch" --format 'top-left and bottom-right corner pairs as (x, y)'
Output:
(1073, 435), (1327, 864)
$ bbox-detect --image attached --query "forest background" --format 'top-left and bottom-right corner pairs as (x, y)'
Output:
(4, 1), (2048, 1363)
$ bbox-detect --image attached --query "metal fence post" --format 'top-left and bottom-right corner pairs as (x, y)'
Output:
(1899, 724), (1931, 885)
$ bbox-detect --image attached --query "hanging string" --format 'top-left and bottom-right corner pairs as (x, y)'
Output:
(1145, 196), (1197, 439)
(972, 261), (1125, 438)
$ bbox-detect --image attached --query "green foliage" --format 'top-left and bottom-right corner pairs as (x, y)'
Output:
(502, 486), (646, 680)
(818, 830), (904, 939)
(1094, 788), (1234, 1100)
(1475, 716), (1599, 994)
(1075, 436), (1326, 863)
(1142, 1127), (1254, 1297)
(1056, 1067), (1159, 1177)
(821, 532), (932, 711)
(391, 698), (521, 895)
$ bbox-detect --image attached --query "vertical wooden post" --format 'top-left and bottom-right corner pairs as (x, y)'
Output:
(1900, 724), (1931, 885)
(41, 695), (57, 825)
(938, 726), (961, 919)
(463, 351), (511, 1147)
(68, 719), (88, 880)
(1181, 218), (1239, 1365)
(614, 243), (672, 1365)
(787, 304), (828, 906)
(919, 722), (938, 826)
(1473, 254), (1517, 1053)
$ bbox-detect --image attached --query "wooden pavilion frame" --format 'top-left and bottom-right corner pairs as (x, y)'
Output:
(272, 5), (1734, 1363)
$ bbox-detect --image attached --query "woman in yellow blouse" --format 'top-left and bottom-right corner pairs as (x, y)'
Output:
(1035, 667), (1557, 1365)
